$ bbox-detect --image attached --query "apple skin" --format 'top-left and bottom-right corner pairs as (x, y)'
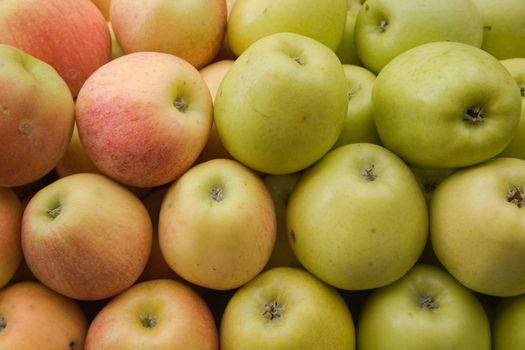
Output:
(354, 0), (483, 74)
(55, 123), (101, 178)
(498, 58), (525, 159)
(357, 264), (491, 350)
(333, 64), (380, 148)
(287, 143), (428, 290)
(0, 281), (87, 350)
(76, 51), (213, 188)
(85, 279), (218, 350)
(227, 0), (347, 56)
(110, 0), (226, 69)
(0, 0), (110, 96)
(492, 293), (525, 350)
(91, 0), (111, 20)
(220, 267), (355, 349)
(0, 44), (75, 187)
(472, 0), (525, 59)
(108, 21), (124, 60)
(159, 158), (276, 290)
(214, 32), (348, 175)
(335, 0), (364, 65)
(373, 41), (521, 169)
(431, 157), (525, 297)
(0, 187), (22, 289)
(21, 173), (153, 301)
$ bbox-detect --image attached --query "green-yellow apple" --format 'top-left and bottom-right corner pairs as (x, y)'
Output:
(0, 281), (87, 349)
(335, 0), (364, 65)
(214, 32), (348, 175)
(55, 123), (101, 178)
(499, 58), (525, 159)
(0, 188), (22, 289)
(21, 173), (153, 300)
(354, 0), (483, 73)
(227, 0), (347, 56)
(431, 157), (525, 297)
(262, 173), (302, 270)
(108, 21), (124, 60)
(373, 41), (521, 169)
(110, 0), (226, 69)
(287, 143), (428, 290)
(85, 279), (218, 350)
(0, 44), (75, 187)
(220, 267), (355, 349)
(410, 167), (456, 204)
(333, 64), (380, 148)
(357, 264), (491, 350)
(159, 158), (276, 290)
(0, 0), (111, 96)
(215, 0), (238, 61)
(76, 51), (213, 188)
(492, 293), (525, 349)
(472, 0), (525, 59)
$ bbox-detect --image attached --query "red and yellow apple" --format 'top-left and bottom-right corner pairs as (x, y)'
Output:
(0, 188), (22, 289)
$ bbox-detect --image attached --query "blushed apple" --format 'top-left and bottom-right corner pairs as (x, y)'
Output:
(159, 158), (276, 290)
(214, 32), (348, 174)
(110, 0), (226, 69)
(0, 44), (74, 187)
(0, 0), (111, 96)
(85, 279), (218, 350)
(76, 51), (213, 188)
(21, 173), (153, 300)
(0, 188), (22, 289)
(373, 41), (521, 169)
(0, 281), (87, 349)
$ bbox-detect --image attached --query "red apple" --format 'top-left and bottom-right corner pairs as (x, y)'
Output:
(0, 188), (22, 289)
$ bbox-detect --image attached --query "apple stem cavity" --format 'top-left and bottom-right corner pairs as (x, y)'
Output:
(174, 97), (188, 112)
(0, 315), (6, 334)
(209, 185), (225, 202)
(47, 204), (62, 219)
(262, 299), (285, 322)
(139, 313), (157, 329)
(464, 105), (485, 125)
(292, 56), (305, 65)
(507, 185), (525, 208)
(417, 295), (438, 312)
(361, 165), (378, 182)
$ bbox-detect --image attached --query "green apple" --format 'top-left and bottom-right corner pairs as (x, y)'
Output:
(373, 41), (521, 169)
(85, 279), (218, 349)
(220, 267), (356, 349)
(287, 143), (428, 290)
(431, 157), (525, 297)
(410, 167), (456, 204)
(499, 58), (525, 159)
(357, 264), (491, 350)
(214, 32), (348, 175)
(354, 0), (483, 73)
(472, 0), (525, 59)
(227, 0), (347, 56)
(492, 293), (525, 350)
(335, 0), (364, 65)
(159, 158), (276, 290)
(333, 64), (380, 148)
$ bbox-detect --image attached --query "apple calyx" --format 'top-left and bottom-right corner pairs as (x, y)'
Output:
(417, 295), (438, 312)
(292, 56), (305, 66)
(0, 315), (6, 334)
(174, 97), (188, 112)
(47, 204), (62, 219)
(262, 299), (285, 322)
(18, 120), (32, 134)
(463, 105), (485, 125)
(209, 185), (225, 202)
(379, 19), (388, 33)
(361, 165), (378, 182)
(507, 185), (525, 208)
(139, 313), (157, 328)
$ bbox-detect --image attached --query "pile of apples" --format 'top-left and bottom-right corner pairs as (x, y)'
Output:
(1, 0), (525, 348)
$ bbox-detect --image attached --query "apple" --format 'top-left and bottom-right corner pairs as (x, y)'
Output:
(0, 0), (111, 96)
(110, 0), (227, 69)
(492, 293), (525, 350)
(0, 188), (22, 289)
(262, 173), (302, 270)
(108, 21), (124, 60)
(431, 157), (525, 297)
(220, 267), (356, 349)
(287, 143), (428, 290)
(227, 0), (347, 56)
(21, 173), (153, 300)
(76, 51), (213, 188)
(214, 32), (348, 175)
(498, 58), (525, 159)
(55, 123), (100, 178)
(410, 167), (456, 204)
(472, 0), (525, 59)
(0, 44), (75, 187)
(357, 264), (491, 350)
(354, 0), (483, 74)
(373, 41), (521, 169)
(85, 279), (218, 349)
(335, 0), (364, 65)
(0, 281), (87, 349)
(333, 64), (381, 148)
(91, 0), (111, 20)
(159, 158), (276, 290)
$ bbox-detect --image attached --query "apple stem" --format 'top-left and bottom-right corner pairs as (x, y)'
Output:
(417, 296), (438, 312)
(464, 105), (485, 125)
(209, 186), (225, 202)
(507, 185), (525, 208)
(47, 204), (62, 219)
(174, 97), (188, 112)
(0, 315), (6, 334)
(361, 165), (378, 182)
(139, 313), (157, 328)
(262, 299), (285, 322)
